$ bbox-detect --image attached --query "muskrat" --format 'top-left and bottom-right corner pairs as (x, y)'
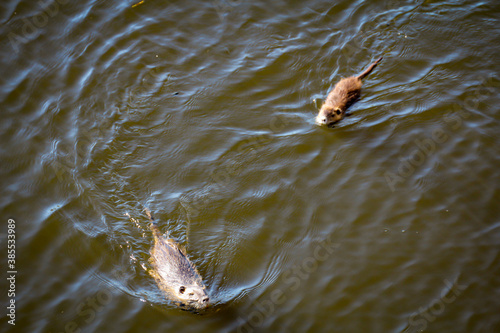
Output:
(145, 208), (209, 311)
(316, 57), (383, 126)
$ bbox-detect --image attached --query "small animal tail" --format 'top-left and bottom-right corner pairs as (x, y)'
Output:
(357, 57), (383, 80)
(145, 207), (162, 238)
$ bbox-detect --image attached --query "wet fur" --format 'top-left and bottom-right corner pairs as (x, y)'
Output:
(316, 57), (382, 126)
(145, 209), (209, 311)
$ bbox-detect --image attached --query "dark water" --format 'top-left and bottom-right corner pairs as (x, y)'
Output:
(1, 0), (500, 332)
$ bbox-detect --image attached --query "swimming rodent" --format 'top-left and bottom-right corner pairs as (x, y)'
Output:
(316, 57), (383, 126)
(145, 208), (209, 311)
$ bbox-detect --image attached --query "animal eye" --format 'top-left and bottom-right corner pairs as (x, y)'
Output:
(189, 293), (194, 297)
(335, 110), (341, 115)
(179, 286), (185, 294)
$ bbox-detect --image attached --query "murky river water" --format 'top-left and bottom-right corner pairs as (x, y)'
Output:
(1, 0), (500, 332)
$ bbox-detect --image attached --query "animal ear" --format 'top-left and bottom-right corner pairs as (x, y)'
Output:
(335, 110), (341, 115)
(179, 286), (186, 294)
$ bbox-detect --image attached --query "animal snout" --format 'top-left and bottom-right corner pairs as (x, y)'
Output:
(201, 296), (209, 304)
(316, 116), (328, 125)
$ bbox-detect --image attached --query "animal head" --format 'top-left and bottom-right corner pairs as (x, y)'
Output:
(316, 105), (344, 125)
(174, 284), (210, 310)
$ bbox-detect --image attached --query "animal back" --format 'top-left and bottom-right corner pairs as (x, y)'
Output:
(327, 77), (362, 109)
(151, 236), (201, 287)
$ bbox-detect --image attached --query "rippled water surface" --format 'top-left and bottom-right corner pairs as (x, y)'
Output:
(1, 0), (500, 332)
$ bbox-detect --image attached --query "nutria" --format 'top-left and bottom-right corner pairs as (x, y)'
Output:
(316, 57), (383, 126)
(144, 208), (209, 311)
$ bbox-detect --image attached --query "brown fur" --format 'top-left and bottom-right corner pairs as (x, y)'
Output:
(145, 209), (209, 311)
(316, 57), (382, 126)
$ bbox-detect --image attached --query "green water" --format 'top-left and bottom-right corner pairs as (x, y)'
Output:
(1, 0), (499, 332)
